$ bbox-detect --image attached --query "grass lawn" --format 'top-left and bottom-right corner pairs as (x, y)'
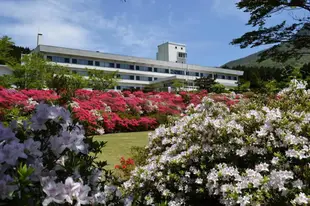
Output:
(94, 131), (150, 169)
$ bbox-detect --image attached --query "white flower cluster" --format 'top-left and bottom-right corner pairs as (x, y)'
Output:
(0, 104), (123, 205)
(124, 79), (310, 205)
(90, 109), (103, 121)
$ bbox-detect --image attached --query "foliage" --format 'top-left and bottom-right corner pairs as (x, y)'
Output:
(12, 53), (50, 89)
(0, 36), (16, 66)
(238, 81), (251, 92)
(114, 157), (135, 181)
(210, 83), (226, 93)
(0, 103), (124, 205)
(194, 76), (216, 91)
(264, 80), (279, 94)
(0, 74), (15, 88)
(227, 64), (309, 92)
(87, 69), (119, 91)
(123, 79), (310, 205)
(242, 91), (256, 98)
(0, 36), (30, 66)
(48, 68), (88, 101)
(231, 0), (310, 62)
(129, 146), (149, 167)
(172, 79), (183, 91)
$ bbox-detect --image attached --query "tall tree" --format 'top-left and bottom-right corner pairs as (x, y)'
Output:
(0, 36), (15, 65)
(194, 76), (217, 91)
(231, 0), (310, 62)
(0, 36), (30, 66)
(12, 53), (50, 89)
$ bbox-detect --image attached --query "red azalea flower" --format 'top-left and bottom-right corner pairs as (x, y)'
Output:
(114, 165), (120, 169)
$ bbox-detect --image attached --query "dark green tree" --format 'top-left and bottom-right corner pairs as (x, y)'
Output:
(0, 36), (15, 65)
(0, 36), (31, 66)
(231, 0), (310, 62)
(194, 76), (217, 91)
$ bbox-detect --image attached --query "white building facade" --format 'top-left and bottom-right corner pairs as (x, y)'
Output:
(33, 42), (243, 91)
(0, 65), (12, 76)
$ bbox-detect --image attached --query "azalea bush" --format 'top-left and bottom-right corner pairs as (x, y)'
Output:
(0, 88), (241, 135)
(114, 157), (136, 181)
(0, 103), (126, 205)
(124, 79), (310, 205)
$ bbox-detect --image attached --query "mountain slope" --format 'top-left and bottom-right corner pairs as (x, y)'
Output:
(224, 46), (310, 68)
(224, 24), (310, 68)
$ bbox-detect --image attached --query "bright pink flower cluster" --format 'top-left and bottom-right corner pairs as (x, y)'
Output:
(0, 88), (59, 109)
(0, 88), (242, 134)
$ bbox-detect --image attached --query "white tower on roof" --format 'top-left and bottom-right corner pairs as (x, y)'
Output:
(156, 42), (187, 64)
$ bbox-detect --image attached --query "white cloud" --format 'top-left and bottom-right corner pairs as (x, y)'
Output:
(0, 0), (170, 57)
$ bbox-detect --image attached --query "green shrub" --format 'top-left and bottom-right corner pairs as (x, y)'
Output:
(242, 91), (255, 98)
(129, 146), (149, 167)
(210, 83), (226, 93)
(148, 113), (169, 125)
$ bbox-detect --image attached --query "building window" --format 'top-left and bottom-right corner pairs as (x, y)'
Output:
(109, 63), (114, 68)
(130, 65), (134, 70)
(154, 77), (158, 80)
(228, 76), (232, 80)
(136, 76), (140, 80)
(148, 77), (152, 81)
(178, 53), (187, 58)
(77, 59), (89, 65)
(171, 69), (184, 75)
(153, 68), (168, 73)
(136, 65), (151, 72)
(181, 47), (183, 50)
(186, 71), (189, 75)
(72, 59), (77, 64)
(130, 76), (134, 80)
(233, 76), (237, 80)
(95, 61), (100, 66)
(64, 58), (70, 63)
(52, 56), (65, 63)
(116, 63), (131, 70)
(117, 86), (121, 90)
(175, 46), (177, 49)
(88, 60), (93, 66)
(47, 56), (52, 61)
(196, 72), (199, 77)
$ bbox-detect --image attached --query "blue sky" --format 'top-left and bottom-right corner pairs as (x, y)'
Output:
(0, 0), (301, 66)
